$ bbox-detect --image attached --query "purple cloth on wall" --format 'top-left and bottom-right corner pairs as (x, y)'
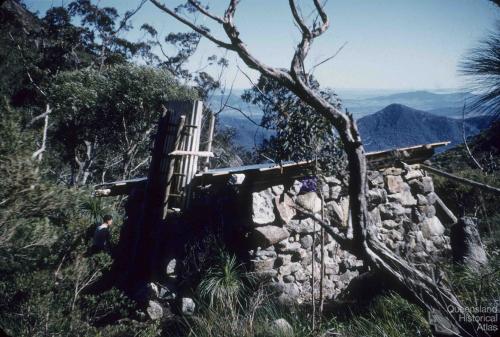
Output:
(299, 177), (317, 193)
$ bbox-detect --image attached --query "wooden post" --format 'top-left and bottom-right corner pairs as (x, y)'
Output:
(319, 191), (325, 316)
(166, 100), (204, 209)
(129, 107), (180, 283)
(419, 163), (500, 196)
(205, 112), (215, 166)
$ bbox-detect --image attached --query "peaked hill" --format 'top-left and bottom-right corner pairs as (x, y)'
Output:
(357, 104), (492, 152)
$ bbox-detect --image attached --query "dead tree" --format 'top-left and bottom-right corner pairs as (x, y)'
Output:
(31, 104), (51, 162)
(150, 1), (481, 335)
(461, 101), (484, 171)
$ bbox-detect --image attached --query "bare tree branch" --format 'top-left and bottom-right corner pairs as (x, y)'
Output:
(8, 32), (47, 97)
(289, 0), (312, 36)
(98, 0), (148, 70)
(310, 41), (348, 73)
(150, 0), (234, 49)
(116, 0), (149, 35)
(225, 104), (264, 127)
(236, 64), (275, 105)
(311, 0), (329, 37)
(32, 104), (51, 162)
(461, 101), (484, 171)
(28, 111), (50, 127)
(187, 0), (225, 24)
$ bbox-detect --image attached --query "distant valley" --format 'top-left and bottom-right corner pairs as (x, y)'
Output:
(213, 89), (491, 152)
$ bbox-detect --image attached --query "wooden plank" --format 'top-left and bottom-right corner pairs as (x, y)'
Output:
(166, 100), (204, 209)
(184, 101), (203, 208)
(163, 115), (186, 218)
(205, 112), (215, 165)
(169, 150), (214, 157)
(95, 142), (451, 198)
(178, 103), (193, 205)
(420, 163), (500, 196)
(434, 193), (458, 225)
(366, 141), (450, 156)
(167, 102), (190, 207)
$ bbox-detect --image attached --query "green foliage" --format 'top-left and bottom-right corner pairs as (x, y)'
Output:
(460, 21), (500, 116)
(80, 196), (110, 226)
(338, 293), (432, 337)
(67, 0), (146, 67)
(185, 278), (432, 337)
(242, 74), (345, 171)
(182, 249), (429, 337)
(0, 100), (155, 336)
(445, 255), (500, 310)
(183, 287), (287, 337)
(0, 100), (78, 272)
(47, 64), (197, 184)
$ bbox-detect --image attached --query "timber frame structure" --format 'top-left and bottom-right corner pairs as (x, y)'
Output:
(95, 140), (451, 201)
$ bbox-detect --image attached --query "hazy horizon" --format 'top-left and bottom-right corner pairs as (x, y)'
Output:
(25, 0), (500, 92)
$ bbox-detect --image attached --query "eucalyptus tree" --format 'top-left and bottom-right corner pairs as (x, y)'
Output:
(242, 73), (345, 172)
(47, 64), (197, 186)
(149, 1), (481, 335)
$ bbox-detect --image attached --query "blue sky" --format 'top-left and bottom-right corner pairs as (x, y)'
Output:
(26, 0), (499, 91)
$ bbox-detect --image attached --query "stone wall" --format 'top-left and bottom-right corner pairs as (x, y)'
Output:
(237, 164), (453, 303)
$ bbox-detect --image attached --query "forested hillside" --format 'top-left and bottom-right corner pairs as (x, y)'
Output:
(0, 1), (234, 335)
(357, 104), (493, 151)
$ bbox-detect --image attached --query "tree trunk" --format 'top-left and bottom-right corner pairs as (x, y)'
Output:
(148, 1), (486, 334)
(326, 114), (478, 336)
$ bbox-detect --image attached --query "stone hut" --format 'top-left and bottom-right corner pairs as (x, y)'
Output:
(94, 102), (456, 303)
(184, 158), (455, 303)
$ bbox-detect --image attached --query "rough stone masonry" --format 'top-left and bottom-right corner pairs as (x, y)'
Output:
(240, 164), (454, 303)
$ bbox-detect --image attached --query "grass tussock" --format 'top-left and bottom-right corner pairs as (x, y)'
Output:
(338, 293), (431, 337)
(445, 254), (500, 311)
(180, 251), (434, 337)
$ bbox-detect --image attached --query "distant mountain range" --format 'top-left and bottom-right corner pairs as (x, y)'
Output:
(357, 104), (493, 152)
(213, 89), (491, 151)
(342, 90), (475, 119)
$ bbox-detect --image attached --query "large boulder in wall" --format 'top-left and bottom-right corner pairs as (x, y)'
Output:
(296, 192), (322, 213)
(251, 188), (275, 225)
(250, 225), (290, 248)
(274, 193), (296, 224)
(450, 217), (487, 270)
(421, 216), (445, 238)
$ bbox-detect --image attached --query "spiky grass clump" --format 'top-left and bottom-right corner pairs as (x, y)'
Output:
(197, 251), (246, 313)
(446, 255), (500, 310)
(80, 196), (110, 225)
(339, 292), (432, 337)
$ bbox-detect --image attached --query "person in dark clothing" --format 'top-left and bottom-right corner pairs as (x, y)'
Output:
(93, 214), (113, 253)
